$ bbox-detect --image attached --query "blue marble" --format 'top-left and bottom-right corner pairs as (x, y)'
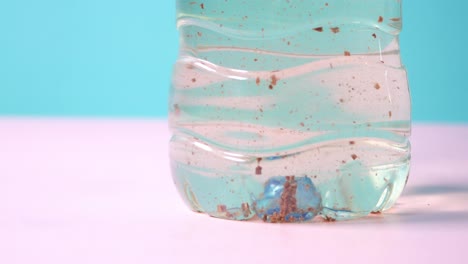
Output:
(255, 176), (321, 223)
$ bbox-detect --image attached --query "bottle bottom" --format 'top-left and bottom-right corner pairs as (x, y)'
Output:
(170, 136), (410, 223)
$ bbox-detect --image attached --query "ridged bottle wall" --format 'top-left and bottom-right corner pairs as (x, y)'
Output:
(169, 0), (410, 222)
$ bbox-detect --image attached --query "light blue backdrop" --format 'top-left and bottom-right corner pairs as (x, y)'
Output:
(0, 1), (467, 122)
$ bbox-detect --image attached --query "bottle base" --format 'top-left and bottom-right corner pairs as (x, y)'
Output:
(171, 159), (409, 223)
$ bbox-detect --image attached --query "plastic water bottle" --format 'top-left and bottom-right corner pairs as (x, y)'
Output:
(169, 0), (410, 222)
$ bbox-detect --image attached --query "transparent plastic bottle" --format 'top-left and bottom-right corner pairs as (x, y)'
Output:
(169, 0), (410, 222)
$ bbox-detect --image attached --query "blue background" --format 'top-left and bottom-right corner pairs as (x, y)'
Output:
(0, 0), (467, 122)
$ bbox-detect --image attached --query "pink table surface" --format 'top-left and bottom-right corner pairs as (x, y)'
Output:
(1, 119), (467, 264)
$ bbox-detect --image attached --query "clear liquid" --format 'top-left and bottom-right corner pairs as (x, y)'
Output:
(170, 0), (410, 222)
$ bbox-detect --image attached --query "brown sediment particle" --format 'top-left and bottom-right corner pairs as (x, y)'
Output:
(390, 18), (401, 22)
(268, 74), (278, 90)
(325, 2), (329, 6)
(256, 77), (260, 86)
(241, 203), (252, 217)
(217, 204), (227, 213)
(254, 58), (258, 62)
(255, 166), (262, 175)
(372, 33), (377, 38)
(378, 16), (383, 23)
(191, 78), (196, 82)
(270, 212), (279, 223)
(279, 176), (298, 221)
(200, 3), (204, 9)
(197, 32), (202, 37)
(255, 157), (262, 175)
(330, 27), (340, 33)
(351, 154), (358, 160)
(344, 51), (351, 56)
(300, 122), (305, 127)
(389, 111), (392, 118)
(271, 74), (278, 86)
(349, 141), (355, 145)
(313, 27), (323, 32)
(374, 83), (381, 89)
